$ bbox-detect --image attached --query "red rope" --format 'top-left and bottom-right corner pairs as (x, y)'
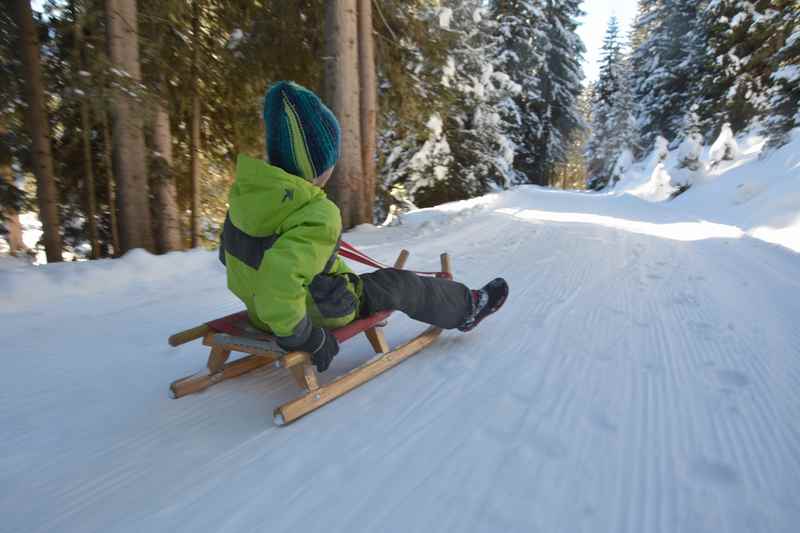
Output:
(339, 241), (385, 268)
(338, 240), (451, 279)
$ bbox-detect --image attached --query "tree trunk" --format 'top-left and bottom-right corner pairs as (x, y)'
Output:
(152, 94), (182, 253)
(5, 208), (25, 256)
(1, 128), (25, 256)
(323, 0), (363, 229)
(102, 111), (120, 255)
(105, 0), (153, 253)
(73, 2), (99, 259)
(79, 103), (99, 258)
(190, 0), (201, 248)
(13, 0), (62, 263)
(357, 0), (377, 225)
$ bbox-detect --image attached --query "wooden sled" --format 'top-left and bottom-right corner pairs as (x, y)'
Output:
(168, 250), (452, 425)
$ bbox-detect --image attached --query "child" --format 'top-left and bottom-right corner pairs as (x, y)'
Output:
(219, 81), (508, 373)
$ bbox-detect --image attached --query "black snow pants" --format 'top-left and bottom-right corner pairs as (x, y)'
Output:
(359, 268), (472, 330)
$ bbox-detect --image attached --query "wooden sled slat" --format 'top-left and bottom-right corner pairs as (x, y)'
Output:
(168, 324), (211, 347)
(170, 354), (275, 398)
(273, 325), (442, 425)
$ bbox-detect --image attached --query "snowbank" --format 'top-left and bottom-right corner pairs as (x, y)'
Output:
(396, 192), (503, 230)
(0, 247), (223, 313)
(613, 127), (800, 252)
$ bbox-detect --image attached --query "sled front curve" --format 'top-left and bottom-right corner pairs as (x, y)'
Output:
(167, 250), (451, 425)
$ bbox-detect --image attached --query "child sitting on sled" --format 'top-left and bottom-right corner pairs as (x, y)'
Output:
(219, 81), (507, 373)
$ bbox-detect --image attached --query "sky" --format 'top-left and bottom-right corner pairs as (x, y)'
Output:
(577, 0), (640, 84)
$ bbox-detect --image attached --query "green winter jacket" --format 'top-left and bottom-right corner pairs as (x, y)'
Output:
(220, 154), (360, 344)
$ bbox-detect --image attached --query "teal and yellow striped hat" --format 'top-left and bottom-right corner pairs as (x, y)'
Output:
(263, 81), (341, 182)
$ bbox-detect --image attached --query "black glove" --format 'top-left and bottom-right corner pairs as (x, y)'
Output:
(277, 326), (339, 373)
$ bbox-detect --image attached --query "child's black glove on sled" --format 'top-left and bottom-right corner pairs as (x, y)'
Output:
(278, 326), (339, 373)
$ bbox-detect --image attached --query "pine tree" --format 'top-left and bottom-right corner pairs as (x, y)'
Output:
(764, 5), (799, 147)
(13, 0), (63, 262)
(374, 1), (456, 211)
(45, 0), (121, 258)
(443, 0), (521, 196)
(1, 11), (27, 256)
(0, 127), (27, 255)
(323, 0), (364, 229)
(586, 17), (629, 190)
(70, 0), (99, 259)
(189, 0), (202, 247)
(141, 0), (329, 243)
(554, 84), (592, 190)
(408, 0), (487, 204)
(491, 0), (545, 183)
(697, 0), (794, 140)
(530, 0), (586, 185)
(611, 53), (637, 160)
(630, 0), (707, 156)
(358, 0), (378, 222)
(383, 1), (522, 207)
(151, 90), (182, 253)
(106, 0), (154, 253)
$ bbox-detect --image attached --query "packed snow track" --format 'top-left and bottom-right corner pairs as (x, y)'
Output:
(2, 187), (799, 533)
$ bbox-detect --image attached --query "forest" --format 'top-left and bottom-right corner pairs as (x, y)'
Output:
(1, 0), (798, 263)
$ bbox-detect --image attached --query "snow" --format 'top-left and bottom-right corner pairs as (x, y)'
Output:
(709, 123), (741, 164)
(3, 176), (800, 531)
(472, 7), (483, 23)
(730, 11), (749, 27)
(787, 29), (800, 48)
(405, 113), (452, 193)
(109, 68), (130, 78)
(426, 113), (443, 137)
(676, 133), (704, 171)
(442, 56), (456, 88)
(439, 7), (453, 30)
(772, 65), (800, 83)
(614, 128), (800, 253)
(226, 29), (244, 50)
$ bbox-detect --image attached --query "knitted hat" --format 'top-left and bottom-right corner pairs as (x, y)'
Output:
(263, 81), (341, 181)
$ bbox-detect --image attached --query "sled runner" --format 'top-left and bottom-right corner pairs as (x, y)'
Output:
(168, 248), (452, 425)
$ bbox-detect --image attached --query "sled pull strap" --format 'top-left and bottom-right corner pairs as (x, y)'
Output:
(338, 240), (447, 277)
(338, 241), (386, 269)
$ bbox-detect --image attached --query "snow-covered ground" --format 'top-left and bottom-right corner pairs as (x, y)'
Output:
(2, 184), (799, 533)
(614, 127), (800, 253)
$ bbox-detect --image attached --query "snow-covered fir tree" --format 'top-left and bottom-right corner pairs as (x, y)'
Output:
(379, 0), (588, 202)
(490, 0), (546, 183)
(553, 83), (593, 189)
(375, 1), (455, 211)
(409, 0), (522, 206)
(529, 0), (586, 185)
(630, 0), (707, 156)
(697, 0), (790, 138)
(610, 54), (637, 161)
(764, 5), (799, 147)
(585, 17), (635, 190)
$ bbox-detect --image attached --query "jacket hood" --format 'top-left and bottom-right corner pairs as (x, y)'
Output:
(228, 154), (326, 236)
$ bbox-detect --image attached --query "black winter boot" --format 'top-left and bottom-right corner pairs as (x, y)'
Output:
(458, 278), (508, 332)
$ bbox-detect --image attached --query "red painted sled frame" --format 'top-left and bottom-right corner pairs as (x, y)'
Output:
(168, 250), (452, 425)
